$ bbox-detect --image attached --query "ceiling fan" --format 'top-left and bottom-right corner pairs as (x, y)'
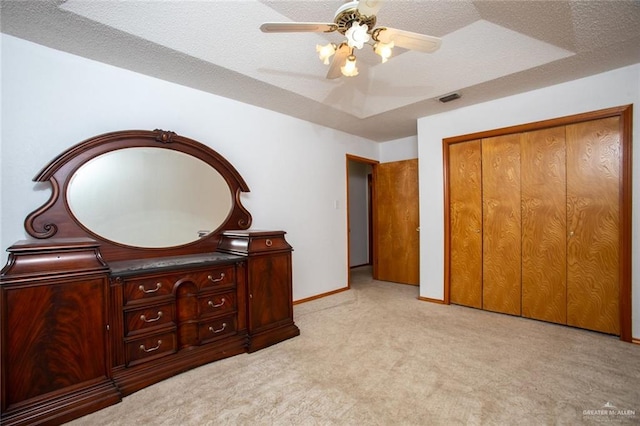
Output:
(260, 0), (442, 79)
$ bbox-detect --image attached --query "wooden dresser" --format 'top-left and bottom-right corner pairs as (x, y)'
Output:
(0, 130), (299, 425)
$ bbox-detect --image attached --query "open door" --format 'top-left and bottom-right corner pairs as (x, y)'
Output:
(374, 159), (420, 285)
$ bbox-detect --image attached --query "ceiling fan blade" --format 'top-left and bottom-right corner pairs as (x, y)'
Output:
(357, 0), (383, 17)
(376, 27), (442, 53)
(260, 22), (337, 33)
(326, 44), (350, 80)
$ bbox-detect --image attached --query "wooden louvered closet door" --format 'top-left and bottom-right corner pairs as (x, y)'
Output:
(482, 134), (521, 315)
(566, 117), (620, 335)
(449, 140), (483, 308)
(521, 126), (567, 324)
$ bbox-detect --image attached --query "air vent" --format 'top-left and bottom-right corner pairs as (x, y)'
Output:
(439, 93), (461, 103)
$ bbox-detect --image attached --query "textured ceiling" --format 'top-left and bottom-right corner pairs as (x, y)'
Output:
(2, 0), (640, 142)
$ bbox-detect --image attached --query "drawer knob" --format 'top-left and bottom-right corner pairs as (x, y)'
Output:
(209, 323), (227, 334)
(265, 239), (273, 247)
(139, 282), (162, 294)
(140, 311), (163, 323)
(139, 340), (162, 353)
(208, 298), (226, 309)
(207, 273), (225, 283)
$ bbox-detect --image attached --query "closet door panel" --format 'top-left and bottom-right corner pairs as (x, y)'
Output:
(566, 117), (620, 335)
(521, 127), (567, 324)
(449, 140), (483, 308)
(482, 134), (521, 315)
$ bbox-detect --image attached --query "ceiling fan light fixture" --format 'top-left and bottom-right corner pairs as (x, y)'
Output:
(316, 43), (337, 65)
(341, 55), (359, 77)
(260, 0), (442, 79)
(374, 41), (394, 63)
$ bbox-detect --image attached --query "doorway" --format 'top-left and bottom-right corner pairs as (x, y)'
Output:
(346, 155), (420, 286)
(346, 155), (377, 285)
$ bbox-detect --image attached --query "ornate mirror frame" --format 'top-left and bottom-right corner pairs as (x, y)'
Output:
(25, 129), (252, 261)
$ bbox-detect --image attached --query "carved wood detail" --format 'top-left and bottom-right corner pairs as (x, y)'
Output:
(22, 129), (252, 262)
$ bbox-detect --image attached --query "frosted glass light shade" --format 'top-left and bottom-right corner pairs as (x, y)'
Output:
(316, 43), (336, 65)
(341, 55), (359, 77)
(374, 41), (394, 63)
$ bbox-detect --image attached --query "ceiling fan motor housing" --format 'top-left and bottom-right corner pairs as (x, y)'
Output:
(334, 1), (377, 34)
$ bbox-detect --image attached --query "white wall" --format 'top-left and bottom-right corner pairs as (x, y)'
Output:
(0, 34), (379, 301)
(418, 63), (640, 339)
(379, 135), (417, 163)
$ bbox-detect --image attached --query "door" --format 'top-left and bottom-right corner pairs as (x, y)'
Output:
(566, 116), (621, 335)
(4, 276), (111, 406)
(521, 126), (567, 324)
(481, 134), (521, 315)
(448, 140), (483, 308)
(444, 106), (631, 340)
(374, 159), (419, 285)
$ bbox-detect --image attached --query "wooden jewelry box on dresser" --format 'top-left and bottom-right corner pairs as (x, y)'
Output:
(0, 129), (299, 425)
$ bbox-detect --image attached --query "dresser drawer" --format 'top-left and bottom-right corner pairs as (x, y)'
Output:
(197, 265), (236, 289)
(124, 303), (175, 336)
(121, 265), (236, 304)
(198, 315), (236, 344)
(125, 331), (176, 366)
(198, 291), (236, 318)
(123, 276), (174, 303)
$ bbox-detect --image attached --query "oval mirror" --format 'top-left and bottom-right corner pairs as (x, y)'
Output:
(67, 147), (233, 248)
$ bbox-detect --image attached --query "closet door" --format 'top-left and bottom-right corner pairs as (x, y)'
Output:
(521, 127), (567, 324)
(566, 117), (620, 335)
(449, 140), (482, 308)
(482, 134), (521, 315)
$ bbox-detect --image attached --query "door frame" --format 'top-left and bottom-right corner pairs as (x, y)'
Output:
(442, 105), (633, 342)
(346, 154), (379, 285)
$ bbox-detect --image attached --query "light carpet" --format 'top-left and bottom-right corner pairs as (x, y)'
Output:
(68, 267), (640, 425)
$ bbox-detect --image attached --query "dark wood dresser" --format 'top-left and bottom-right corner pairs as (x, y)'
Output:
(0, 130), (299, 425)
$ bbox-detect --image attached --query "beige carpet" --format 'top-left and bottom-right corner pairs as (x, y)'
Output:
(68, 267), (640, 425)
